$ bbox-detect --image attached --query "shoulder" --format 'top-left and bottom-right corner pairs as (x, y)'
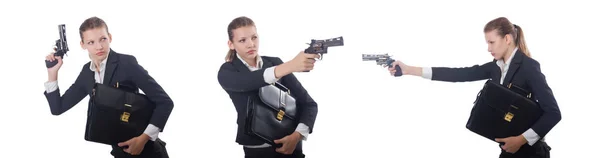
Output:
(82, 61), (91, 71)
(519, 55), (545, 83)
(521, 55), (542, 71)
(219, 61), (236, 71)
(115, 52), (138, 64)
(522, 56), (541, 67)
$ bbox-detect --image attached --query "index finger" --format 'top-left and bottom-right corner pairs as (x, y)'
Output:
(304, 53), (319, 58)
(494, 138), (505, 142)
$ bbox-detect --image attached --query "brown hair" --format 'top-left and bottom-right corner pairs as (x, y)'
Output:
(484, 17), (530, 57)
(79, 16), (110, 42)
(225, 16), (256, 62)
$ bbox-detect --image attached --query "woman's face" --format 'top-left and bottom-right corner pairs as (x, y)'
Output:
(228, 26), (259, 62)
(80, 27), (112, 63)
(485, 29), (511, 60)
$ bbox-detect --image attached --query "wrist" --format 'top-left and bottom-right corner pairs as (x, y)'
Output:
(519, 134), (528, 145)
(403, 66), (415, 76)
(275, 62), (293, 78)
(48, 74), (58, 82)
(293, 131), (302, 140)
(140, 133), (151, 141)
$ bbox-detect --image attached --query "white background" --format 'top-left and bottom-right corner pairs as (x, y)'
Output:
(0, 0), (598, 157)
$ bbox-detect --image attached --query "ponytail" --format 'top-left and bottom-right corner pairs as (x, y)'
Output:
(513, 24), (531, 58)
(225, 49), (236, 62)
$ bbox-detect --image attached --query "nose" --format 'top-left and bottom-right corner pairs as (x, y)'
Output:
(95, 42), (103, 50)
(246, 40), (255, 48)
(487, 44), (492, 52)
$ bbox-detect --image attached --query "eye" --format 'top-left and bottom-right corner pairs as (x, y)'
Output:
(87, 41), (94, 45)
(252, 36), (257, 40)
(239, 39), (245, 43)
(100, 37), (107, 41)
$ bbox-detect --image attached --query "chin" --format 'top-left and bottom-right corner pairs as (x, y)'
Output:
(246, 53), (258, 59)
(95, 55), (107, 61)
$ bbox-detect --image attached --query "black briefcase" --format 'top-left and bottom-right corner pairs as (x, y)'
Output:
(245, 82), (298, 147)
(466, 79), (543, 141)
(85, 82), (155, 145)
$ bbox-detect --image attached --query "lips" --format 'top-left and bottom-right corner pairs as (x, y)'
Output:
(247, 50), (256, 54)
(96, 51), (104, 56)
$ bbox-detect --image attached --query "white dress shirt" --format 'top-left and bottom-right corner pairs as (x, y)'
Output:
(44, 53), (162, 141)
(235, 53), (310, 148)
(421, 48), (541, 146)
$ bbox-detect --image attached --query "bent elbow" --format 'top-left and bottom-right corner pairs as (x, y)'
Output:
(50, 109), (64, 116)
(555, 111), (562, 123)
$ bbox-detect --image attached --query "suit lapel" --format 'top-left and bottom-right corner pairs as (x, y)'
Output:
(502, 50), (524, 85)
(86, 65), (96, 95)
(260, 56), (274, 68)
(103, 49), (119, 85)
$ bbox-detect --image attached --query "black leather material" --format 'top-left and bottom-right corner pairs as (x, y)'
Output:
(85, 83), (155, 145)
(466, 79), (543, 141)
(246, 82), (298, 147)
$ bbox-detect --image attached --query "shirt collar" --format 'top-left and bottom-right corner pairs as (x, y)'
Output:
(496, 47), (518, 67)
(236, 52), (263, 69)
(90, 52), (110, 72)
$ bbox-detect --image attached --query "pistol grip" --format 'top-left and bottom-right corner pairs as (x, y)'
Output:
(45, 60), (58, 68)
(393, 65), (403, 77)
(45, 52), (63, 68)
(386, 60), (403, 77)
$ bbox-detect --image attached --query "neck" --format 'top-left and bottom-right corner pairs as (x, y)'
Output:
(502, 45), (517, 63)
(244, 57), (257, 67)
(93, 61), (101, 71)
(93, 57), (105, 69)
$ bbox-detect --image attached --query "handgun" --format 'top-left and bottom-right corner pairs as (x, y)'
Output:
(303, 36), (344, 72)
(362, 53), (403, 76)
(45, 24), (69, 68)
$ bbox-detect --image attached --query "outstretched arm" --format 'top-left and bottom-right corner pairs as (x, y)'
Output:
(393, 61), (495, 82)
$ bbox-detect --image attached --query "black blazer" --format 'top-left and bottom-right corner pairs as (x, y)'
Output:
(43, 49), (174, 132)
(430, 50), (561, 139)
(217, 56), (318, 146)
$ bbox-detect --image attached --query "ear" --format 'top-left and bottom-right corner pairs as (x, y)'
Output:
(228, 40), (234, 50)
(80, 40), (85, 49)
(504, 34), (512, 45)
(108, 33), (113, 43)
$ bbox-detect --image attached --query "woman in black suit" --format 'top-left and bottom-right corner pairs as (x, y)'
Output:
(217, 16), (319, 158)
(389, 17), (561, 158)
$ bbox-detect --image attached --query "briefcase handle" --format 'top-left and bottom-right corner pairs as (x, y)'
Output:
(271, 82), (291, 96)
(508, 83), (532, 99)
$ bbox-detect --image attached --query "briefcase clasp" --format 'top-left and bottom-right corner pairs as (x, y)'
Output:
(504, 112), (514, 122)
(121, 112), (130, 122)
(276, 109), (285, 121)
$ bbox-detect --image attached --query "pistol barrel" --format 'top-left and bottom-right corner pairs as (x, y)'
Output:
(57, 24), (69, 52)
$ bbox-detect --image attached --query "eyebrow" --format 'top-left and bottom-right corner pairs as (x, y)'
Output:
(86, 36), (107, 41)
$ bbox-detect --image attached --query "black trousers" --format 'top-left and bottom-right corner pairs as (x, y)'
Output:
(243, 146), (305, 158)
(499, 140), (551, 158)
(110, 138), (169, 158)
